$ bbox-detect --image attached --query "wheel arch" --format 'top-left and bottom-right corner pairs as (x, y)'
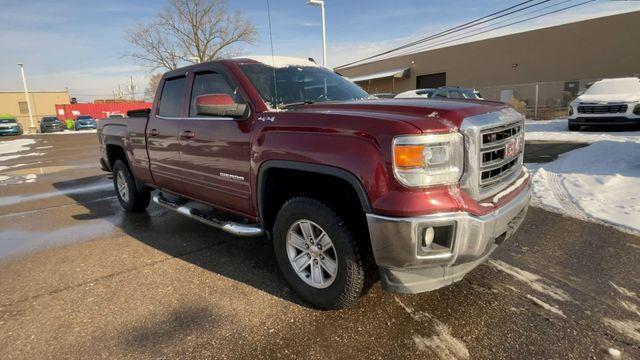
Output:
(257, 160), (372, 231)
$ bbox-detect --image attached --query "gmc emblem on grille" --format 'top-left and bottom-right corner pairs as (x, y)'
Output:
(505, 138), (520, 157)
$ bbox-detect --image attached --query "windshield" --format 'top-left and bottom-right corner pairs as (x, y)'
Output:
(0, 118), (17, 124)
(585, 78), (640, 95)
(77, 116), (92, 120)
(239, 64), (369, 108)
(42, 117), (58, 122)
(461, 89), (480, 99)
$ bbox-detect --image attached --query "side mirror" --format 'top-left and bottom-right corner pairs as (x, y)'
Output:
(196, 94), (247, 118)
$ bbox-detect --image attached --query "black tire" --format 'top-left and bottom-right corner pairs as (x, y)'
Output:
(568, 123), (580, 131)
(273, 197), (366, 310)
(112, 160), (151, 212)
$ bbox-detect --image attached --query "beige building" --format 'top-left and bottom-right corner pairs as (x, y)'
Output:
(0, 90), (70, 131)
(337, 11), (640, 117)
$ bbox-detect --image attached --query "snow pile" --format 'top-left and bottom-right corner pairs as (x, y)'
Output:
(0, 139), (44, 162)
(0, 139), (37, 155)
(525, 119), (640, 143)
(526, 121), (640, 234)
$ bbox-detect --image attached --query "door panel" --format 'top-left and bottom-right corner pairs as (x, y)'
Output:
(178, 119), (253, 215)
(147, 117), (183, 192)
(146, 75), (187, 193)
(178, 71), (253, 216)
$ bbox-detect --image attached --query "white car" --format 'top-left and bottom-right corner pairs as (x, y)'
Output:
(395, 88), (435, 98)
(568, 77), (640, 130)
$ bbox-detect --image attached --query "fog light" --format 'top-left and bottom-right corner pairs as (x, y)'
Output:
(634, 104), (640, 115)
(422, 227), (435, 248)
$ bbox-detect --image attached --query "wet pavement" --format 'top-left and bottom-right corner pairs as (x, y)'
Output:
(0, 133), (639, 359)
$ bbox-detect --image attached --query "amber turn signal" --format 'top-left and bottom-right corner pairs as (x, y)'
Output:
(394, 145), (425, 168)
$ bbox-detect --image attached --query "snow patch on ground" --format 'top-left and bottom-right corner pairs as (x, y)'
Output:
(488, 260), (571, 301)
(528, 141), (640, 234)
(525, 119), (640, 143)
(0, 139), (37, 155)
(412, 325), (470, 360)
(526, 295), (566, 318)
(610, 282), (638, 299)
(395, 297), (469, 360)
(602, 319), (640, 343)
(0, 173), (38, 186)
(525, 120), (640, 234)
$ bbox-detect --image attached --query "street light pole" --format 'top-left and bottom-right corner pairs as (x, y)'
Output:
(307, 0), (327, 68)
(17, 63), (35, 133)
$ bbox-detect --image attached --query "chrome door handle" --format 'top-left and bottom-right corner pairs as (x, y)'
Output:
(181, 130), (195, 139)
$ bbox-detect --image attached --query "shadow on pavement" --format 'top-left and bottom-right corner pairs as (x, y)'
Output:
(53, 175), (307, 308)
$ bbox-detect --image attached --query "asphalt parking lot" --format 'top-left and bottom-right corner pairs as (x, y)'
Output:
(1, 133), (639, 359)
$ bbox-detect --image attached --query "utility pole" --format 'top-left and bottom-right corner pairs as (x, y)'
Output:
(307, 0), (327, 68)
(17, 63), (35, 133)
(128, 76), (137, 101)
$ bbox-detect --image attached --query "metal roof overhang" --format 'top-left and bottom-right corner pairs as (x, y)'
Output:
(348, 67), (410, 82)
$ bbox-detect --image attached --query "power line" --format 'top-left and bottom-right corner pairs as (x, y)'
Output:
(336, 0), (569, 69)
(385, 0), (576, 59)
(385, 0), (579, 59)
(388, 0), (595, 58)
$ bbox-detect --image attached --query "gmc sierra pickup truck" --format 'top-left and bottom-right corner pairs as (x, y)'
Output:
(98, 56), (530, 309)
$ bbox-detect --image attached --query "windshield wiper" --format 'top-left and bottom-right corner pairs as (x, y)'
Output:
(277, 100), (315, 109)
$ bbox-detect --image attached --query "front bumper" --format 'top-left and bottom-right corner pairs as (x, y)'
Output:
(366, 181), (530, 293)
(0, 127), (21, 135)
(569, 116), (640, 126)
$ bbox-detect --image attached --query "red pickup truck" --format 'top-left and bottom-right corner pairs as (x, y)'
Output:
(98, 56), (530, 309)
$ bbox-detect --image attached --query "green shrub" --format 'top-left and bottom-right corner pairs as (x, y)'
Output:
(65, 119), (75, 130)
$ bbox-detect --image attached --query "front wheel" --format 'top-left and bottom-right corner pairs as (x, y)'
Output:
(273, 197), (366, 309)
(112, 160), (151, 212)
(568, 123), (580, 131)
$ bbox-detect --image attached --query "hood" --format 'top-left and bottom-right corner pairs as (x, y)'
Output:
(574, 93), (640, 104)
(298, 99), (510, 131)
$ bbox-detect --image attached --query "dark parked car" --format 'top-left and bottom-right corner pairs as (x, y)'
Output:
(40, 116), (65, 133)
(0, 117), (23, 136)
(75, 115), (97, 131)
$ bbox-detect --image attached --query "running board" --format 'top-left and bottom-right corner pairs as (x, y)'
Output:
(152, 193), (264, 237)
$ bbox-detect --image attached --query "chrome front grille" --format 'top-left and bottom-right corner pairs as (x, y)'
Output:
(577, 104), (628, 114)
(459, 108), (525, 200)
(479, 122), (523, 188)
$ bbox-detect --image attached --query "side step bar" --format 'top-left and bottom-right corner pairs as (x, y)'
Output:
(152, 193), (264, 237)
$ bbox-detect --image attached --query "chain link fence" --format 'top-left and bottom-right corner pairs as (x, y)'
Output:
(477, 79), (602, 120)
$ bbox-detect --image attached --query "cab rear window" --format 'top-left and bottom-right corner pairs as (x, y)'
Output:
(158, 76), (186, 117)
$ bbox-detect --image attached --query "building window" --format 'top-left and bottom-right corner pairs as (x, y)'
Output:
(18, 101), (29, 114)
(417, 72), (446, 89)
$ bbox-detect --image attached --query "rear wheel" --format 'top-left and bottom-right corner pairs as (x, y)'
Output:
(113, 160), (151, 212)
(273, 197), (366, 309)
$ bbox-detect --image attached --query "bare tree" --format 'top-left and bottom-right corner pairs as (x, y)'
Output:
(143, 73), (163, 101)
(125, 0), (257, 71)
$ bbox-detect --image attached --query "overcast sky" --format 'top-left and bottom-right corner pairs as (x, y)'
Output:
(1, 0), (639, 101)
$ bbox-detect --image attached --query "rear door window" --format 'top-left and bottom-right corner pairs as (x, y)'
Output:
(158, 76), (187, 117)
(189, 72), (244, 117)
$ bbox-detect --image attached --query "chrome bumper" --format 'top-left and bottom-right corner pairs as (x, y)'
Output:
(366, 182), (530, 293)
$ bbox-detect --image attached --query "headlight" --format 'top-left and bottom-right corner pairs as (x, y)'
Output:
(568, 106), (574, 116)
(393, 133), (463, 187)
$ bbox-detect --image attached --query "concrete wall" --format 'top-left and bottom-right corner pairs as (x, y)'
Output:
(339, 11), (640, 95)
(0, 91), (70, 130)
